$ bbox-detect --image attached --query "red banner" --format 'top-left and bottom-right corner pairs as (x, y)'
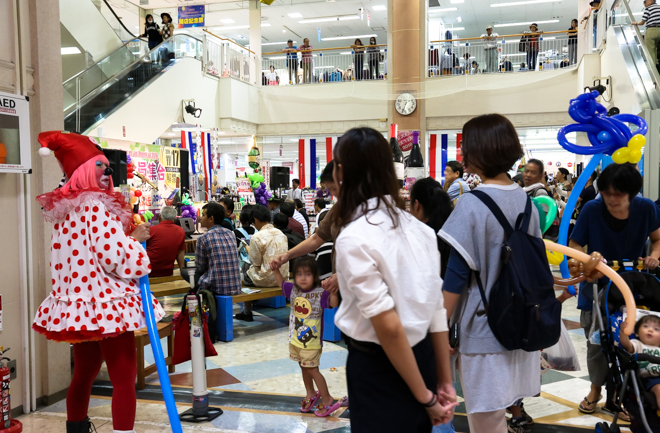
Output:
(456, 133), (463, 162)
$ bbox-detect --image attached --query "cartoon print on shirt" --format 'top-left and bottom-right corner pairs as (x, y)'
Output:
(293, 297), (317, 348)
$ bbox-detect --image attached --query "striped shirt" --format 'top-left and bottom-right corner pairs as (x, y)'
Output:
(293, 209), (308, 238)
(643, 3), (660, 27)
(195, 225), (242, 295)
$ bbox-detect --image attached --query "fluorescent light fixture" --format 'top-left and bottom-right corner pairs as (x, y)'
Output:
(299, 15), (359, 23)
(61, 47), (81, 55)
(214, 25), (250, 30)
(262, 41), (297, 46)
(491, 0), (556, 6)
(288, 13), (303, 18)
(456, 16), (462, 22)
(372, 5), (387, 10)
(322, 34), (377, 41)
(495, 19), (559, 27)
(429, 7), (458, 12)
(221, 18), (235, 24)
(262, 23), (271, 27)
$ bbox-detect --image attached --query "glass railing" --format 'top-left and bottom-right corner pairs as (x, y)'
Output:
(428, 32), (576, 76)
(64, 33), (203, 134)
(261, 45), (387, 85)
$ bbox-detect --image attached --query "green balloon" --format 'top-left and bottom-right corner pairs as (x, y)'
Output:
(531, 195), (557, 234)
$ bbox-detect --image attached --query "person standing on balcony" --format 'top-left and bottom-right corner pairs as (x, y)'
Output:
(298, 38), (314, 84)
(351, 39), (365, 80)
(283, 40), (298, 85)
(367, 37), (380, 80)
(142, 14), (162, 51)
(481, 25), (499, 73)
(568, 19), (578, 65)
(633, 0), (660, 71)
(521, 23), (543, 71)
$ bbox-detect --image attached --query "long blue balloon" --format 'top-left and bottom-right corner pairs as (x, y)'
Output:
(557, 154), (604, 295)
(139, 243), (183, 433)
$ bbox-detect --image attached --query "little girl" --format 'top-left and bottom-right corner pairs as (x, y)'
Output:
(620, 314), (660, 411)
(272, 256), (343, 417)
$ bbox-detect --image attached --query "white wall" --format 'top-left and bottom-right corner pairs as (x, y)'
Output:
(92, 58), (219, 143)
(60, 0), (122, 61)
(600, 26), (643, 114)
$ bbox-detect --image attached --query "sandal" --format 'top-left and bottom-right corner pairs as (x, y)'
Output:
(602, 404), (631, 422)
(578, 394), (602, 414)
(340, 396), (349, 408)
(301, 391), (320, 413)
(314, 397), (345, 417)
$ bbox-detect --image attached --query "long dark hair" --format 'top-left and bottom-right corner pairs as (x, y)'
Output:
(369, 37), (377, 45)
(332, 127), (404, 229)
(354, 38), (363, 46)
(292, 256), (322, 290)
(145, 14), (154, 24)
(410, 177), (452, 277)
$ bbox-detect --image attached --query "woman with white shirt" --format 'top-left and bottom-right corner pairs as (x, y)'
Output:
(332, 127), (456, 432)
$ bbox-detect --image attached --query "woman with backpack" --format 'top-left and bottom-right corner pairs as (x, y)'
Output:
(439, 114), (545, 433)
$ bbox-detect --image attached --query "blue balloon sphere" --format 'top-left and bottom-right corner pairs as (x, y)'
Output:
(597, 131), (611, 142)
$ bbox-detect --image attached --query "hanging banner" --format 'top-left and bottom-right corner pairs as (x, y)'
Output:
(159, 146), (182, 200)
(456, 133), (463, 162)
(178, 5), (205, 28)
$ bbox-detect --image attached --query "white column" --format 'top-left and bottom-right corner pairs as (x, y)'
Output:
(249, 0), (261, 86)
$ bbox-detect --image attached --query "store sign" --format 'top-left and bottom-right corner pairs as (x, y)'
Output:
(0, 91), (31, 173)
(568, 162), (573, 168)
(178, 5), (205, 28)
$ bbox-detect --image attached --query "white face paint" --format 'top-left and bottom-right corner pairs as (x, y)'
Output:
(96, 160), (110, 189)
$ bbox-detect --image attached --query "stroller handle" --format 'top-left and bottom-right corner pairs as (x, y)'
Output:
(635, 353), (660, 365)
(544, 241), (637, 335)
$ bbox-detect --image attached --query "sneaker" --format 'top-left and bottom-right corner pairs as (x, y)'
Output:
(234, 312), (254, 322)
(509, 417), (531, 432)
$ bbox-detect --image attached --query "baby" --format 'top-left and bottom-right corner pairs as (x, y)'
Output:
(620, 314), (660, 410)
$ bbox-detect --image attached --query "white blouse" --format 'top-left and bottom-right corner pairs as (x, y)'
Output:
(334, 196), (448, 346)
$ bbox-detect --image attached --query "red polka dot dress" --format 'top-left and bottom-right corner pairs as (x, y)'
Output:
(33, 194), (165, 343)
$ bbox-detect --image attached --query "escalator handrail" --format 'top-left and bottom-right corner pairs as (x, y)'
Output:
(64, 32), (204, 118)
(622, 0), (660, 91)
(62, 36), (148, 87)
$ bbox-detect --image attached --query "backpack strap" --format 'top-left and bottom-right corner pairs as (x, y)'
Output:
(515, 197), (533, 234)
(237, 227), (250, 242)
(470, 190), (514, 239)
(474, 270), (489, 313)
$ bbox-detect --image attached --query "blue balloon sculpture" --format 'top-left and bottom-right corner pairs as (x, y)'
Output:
(139, 243), (183, 433)
(556, 91), (648, 295)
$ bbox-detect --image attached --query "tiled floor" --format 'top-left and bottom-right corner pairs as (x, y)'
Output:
(16, 285), (635, 432)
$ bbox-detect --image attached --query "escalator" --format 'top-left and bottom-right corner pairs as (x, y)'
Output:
(610, 0), (660, 110)
(63, 33), (203, 134)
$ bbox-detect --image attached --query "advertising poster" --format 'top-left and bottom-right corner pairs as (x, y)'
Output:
(0, 92), (31, 173)
(178, 5), (205, 28)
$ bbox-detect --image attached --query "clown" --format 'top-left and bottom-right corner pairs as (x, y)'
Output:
(33, 131), (165, 433)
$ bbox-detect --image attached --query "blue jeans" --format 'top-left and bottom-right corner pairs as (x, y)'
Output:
(527, 50), (538, 70)
(433, 421), (456, 433)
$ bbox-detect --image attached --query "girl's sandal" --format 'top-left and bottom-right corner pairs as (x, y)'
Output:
(578, 394), (602, 414)
(301, 391), (320, 413)
(314, 399), (343, 417)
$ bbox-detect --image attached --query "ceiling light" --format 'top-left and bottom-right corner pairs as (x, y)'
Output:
(261, 23), (271, 27)
(321, 33), (377, 41)
(61, 47), (81, 55)
(221, 18), (235, 24)
(262, 41), (297, 46)
(185, 103), (202, 118)
(491, 0), (556, 6)
(372, 5), (387, 10)
(429, 7), (458, 12)
(456, 16), (462, 22)
(339, 15), (360, 21)
(288, 13), (303, 18)
(299, 15), (359, 24)
(495, 19), (559, 27)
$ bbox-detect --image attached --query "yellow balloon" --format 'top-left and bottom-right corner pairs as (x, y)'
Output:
(546, 249), (565, 266)
(628, 134), (646, 151)
(612, 147), (631, 164)
(629, 149), (642, 164)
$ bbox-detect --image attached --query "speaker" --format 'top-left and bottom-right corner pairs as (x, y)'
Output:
(103, 149), (127, 186)
(179, 149), (189, 192)
(175, 217), (195, 238)
(270, 166), (290, 189)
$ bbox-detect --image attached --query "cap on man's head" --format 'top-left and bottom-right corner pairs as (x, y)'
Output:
(486, 25), (493, 29)
(530, 23), (538, 27)
(287, 39), (293, 43)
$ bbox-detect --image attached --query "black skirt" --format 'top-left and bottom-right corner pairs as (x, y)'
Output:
(346, 335), (437, 433)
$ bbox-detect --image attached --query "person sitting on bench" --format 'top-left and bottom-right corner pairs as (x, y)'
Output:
(146, 206), (186, 277)
(236, 205), (289, 322)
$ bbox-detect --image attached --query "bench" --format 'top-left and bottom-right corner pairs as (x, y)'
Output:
(150, 280), (190, 298)
(135, 322), (174, 390)
(149, 269), (184, 285)
(215, 287), (287, 342)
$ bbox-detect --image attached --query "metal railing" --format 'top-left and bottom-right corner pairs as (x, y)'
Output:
(428, 30), (577, 76)
(261, 45), (387, 85)
(204, 30), (257, 84)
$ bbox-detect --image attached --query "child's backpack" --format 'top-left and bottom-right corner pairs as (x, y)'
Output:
(471, 190), (561, 352)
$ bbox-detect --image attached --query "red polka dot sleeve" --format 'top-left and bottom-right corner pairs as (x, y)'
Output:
(87, 202), (151, 279)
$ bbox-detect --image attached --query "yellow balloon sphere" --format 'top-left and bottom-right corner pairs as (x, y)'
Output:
(612, 147), (631, 164)
(629, 149), (642, 164)
(546, 249), (565, 266)
(628, 134), (646, 151)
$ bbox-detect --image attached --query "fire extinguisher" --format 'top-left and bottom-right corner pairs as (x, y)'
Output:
(0, 348), (22, 433)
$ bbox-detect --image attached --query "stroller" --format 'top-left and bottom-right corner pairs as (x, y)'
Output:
(591, 260), (660, 433)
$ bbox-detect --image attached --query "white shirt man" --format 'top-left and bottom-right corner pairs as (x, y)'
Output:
(287, 179), (302, 201)
(481, 26), (499, 73)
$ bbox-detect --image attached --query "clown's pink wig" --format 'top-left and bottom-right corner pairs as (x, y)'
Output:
(60, 155), (114, 195)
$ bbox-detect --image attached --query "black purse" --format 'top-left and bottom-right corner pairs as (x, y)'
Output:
(449, 323), (460, 348)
